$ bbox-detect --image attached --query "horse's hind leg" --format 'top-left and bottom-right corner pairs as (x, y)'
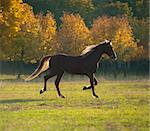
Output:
(55, 72), (64, 98)
(40, 70), (56, 94)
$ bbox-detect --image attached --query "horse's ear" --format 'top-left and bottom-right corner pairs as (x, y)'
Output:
(109, 40), (112, 46)
(105, 40), (109, 43)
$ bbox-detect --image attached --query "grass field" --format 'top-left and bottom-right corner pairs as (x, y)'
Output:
(0, 79), (149, 131)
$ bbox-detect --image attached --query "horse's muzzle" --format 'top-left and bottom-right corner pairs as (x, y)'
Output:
(111, 55), (117, 61)
(112, 52), (117, 61)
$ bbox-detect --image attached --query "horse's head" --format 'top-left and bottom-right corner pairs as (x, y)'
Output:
(103, 40), (117, 61)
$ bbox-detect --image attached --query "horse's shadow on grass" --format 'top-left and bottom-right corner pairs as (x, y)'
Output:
(0, 98), (119, 109)
(0, 78), (25, 82)
(0, 99), (53, 104)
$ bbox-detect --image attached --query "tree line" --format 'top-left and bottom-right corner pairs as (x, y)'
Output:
(0, 0), (148, 65)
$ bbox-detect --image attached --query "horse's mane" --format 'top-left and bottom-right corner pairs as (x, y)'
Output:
(81, 45), (98, 55)
(81, 40), (108, 55)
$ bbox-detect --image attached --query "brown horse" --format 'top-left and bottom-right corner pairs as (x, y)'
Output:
(26, 40), (117, 98)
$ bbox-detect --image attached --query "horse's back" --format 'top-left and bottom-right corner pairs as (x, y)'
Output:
(52, 54), (82, 62)
(50, 54), (85, 74)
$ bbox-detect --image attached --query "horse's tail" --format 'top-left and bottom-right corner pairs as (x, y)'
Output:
(25, 55), (52, 81)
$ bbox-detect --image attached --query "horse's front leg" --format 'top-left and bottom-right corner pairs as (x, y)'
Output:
(83, 76), (98, 90)
(89, 74), (98, 98)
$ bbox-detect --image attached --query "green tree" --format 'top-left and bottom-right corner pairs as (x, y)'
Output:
(92, 1), (132, 19)
(130, 18), (149, 59)
(68, 0), (95, 26)
(117, 0), (149, 19)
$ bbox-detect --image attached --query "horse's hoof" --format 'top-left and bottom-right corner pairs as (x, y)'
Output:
(59, 95), (65, 98)
(93, 95), (99, 98)
(40, 90), (43, 94)
(95, 82), (98, 85)
(83, 86), (87, 90)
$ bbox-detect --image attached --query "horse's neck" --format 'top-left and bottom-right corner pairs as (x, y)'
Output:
(86, 48), (104, 63)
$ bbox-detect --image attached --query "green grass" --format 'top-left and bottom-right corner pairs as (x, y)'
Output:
(0, 80), (149, 131)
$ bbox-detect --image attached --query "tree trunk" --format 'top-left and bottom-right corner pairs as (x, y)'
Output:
(16, 73), (21, 79)
(16, 48), (24, 80)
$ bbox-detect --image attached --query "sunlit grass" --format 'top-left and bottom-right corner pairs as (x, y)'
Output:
(0, 80), (149, 131)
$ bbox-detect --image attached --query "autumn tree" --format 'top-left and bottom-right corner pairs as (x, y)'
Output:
(91, 16), (143, 62)
(91, 16), (144, 77)
(0, 0), (40, 62)
(36, 12), (58, 56)
(9, 4), (41, 62)
(0, 0), (24, 60)
(0, 0), (42, 78)
(58, 13), (93, 55)
(0, 0), (25, 37)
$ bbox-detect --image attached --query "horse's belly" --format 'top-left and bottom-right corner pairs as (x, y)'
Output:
(62, 63), (85, 74)
(66, 69), (84, 74)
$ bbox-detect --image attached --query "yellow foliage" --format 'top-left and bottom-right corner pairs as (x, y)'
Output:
(91, 16), (144, 61)
(58, 13), (93, 55)
(0, 10), (4, 24)
(0, 1), (145, 62)
(36, 12), (58, 56)
(0, 0), (41, 61)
